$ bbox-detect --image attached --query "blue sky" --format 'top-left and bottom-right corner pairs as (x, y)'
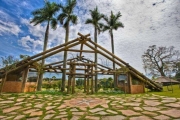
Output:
(0, 0), (180, 78)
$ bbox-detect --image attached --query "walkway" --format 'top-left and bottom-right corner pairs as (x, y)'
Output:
(0, 93), (180, 119)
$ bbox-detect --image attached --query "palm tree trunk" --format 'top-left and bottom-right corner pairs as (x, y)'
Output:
(94, 27), (98, 92)
(61, 22), (69, 92)
(110, 30), (116, 88)
(37, 21), (50, 91)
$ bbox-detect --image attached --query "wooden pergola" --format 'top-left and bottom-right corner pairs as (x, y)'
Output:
(0, 33), (162, 94)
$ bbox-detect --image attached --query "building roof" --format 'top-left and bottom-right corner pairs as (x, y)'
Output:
(154, 76), (180, 83)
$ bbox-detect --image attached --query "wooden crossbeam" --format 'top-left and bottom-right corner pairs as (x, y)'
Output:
(67, 62), (95, 66)
(5, 37), (90, 75)
(65, 49), (94, 53)
(82, 58), (113, 70)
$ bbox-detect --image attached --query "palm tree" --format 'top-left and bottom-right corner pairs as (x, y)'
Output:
(102, 11), (124, 87)
(85, 7), (104, 93)
(30, 1), (59, 91)
(57, 0), (77, 92)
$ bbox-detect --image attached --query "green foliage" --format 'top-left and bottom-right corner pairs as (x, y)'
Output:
(102, 11), (124, 33)
(30, 1), (59, 28)
(175, 62), (180, 79)
(99, 77), (114, 90)
(20, 54), (30, 60)
(42, 80), (62, 91)
(57, 0), (77, 28)
(0, 55), (19, 72)
(76, 79), (84, 90)
(85, 7), (104, 33)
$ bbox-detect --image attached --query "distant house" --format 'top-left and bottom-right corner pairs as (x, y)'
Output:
(153, 76), (180, 86)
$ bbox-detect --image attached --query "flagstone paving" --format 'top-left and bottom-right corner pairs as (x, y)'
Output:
(0, 93), (180, 119)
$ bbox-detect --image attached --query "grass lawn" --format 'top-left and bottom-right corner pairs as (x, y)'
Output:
(149, 84), (180, 98)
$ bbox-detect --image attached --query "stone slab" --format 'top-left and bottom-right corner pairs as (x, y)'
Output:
(3, 106), (21, 113)
(106, 109), (118, 114)
(129, 116), (152, 120)
(142, 111), (158, 116)
(119, 110), (141, 116)
(101, 115), (126, 120)
(144, 100), (161, 106)
(154, 115), (170, 120)
(142, 107), (160, 111)
(133, 107), (143, 111)
(14, 115), (25, 120)
(43, 114), (54, 119)
(30, 111), (43, 116)
(159, 109), (180, 118)
(123, 103), (141, 107)
(89, 108), (104, 113)
(95, 111), (109, 115)
(85, 116), (100, 120)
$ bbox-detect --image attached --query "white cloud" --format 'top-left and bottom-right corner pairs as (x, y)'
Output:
(0, 20), (21, 36)
(18, 35), (43, 53)
(17, 0), (180, 73)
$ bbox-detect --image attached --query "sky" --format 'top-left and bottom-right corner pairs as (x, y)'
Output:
(0, 0), (180, 78)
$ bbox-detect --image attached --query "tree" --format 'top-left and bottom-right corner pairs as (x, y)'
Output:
(175, 62), (180, 79)
(20, 55), (30, 60)
(0, 55), (19, 71)
(0, 55), (19, 93)
(85, 7), (104, 92)
(102, 11), (124, 87)
(30, 1), (59, 91)
(142, 45), (180, 77)
(57, 0), (77, 92)
(52, 76), (56, 81)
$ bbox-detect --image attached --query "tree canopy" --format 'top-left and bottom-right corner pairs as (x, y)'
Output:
(142, 45), (180, 77)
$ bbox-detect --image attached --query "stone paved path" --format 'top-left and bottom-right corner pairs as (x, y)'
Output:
(0, 93), (180, 119)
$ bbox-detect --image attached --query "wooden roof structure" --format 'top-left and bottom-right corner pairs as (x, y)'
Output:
(154, 76), (180, 84)
(0, 33), (162, 91)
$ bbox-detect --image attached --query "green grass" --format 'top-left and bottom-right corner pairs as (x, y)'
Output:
(149, 85), (180, 98)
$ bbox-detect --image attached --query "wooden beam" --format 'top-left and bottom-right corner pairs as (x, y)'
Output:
(45, 57), (77, 66)
(88, 40), (162, 91)
(67, 62), (95, 66)
(17, 38), (79, 66)
(0, 73), (7, 93)
(66, 73), (96, 76)
(84, 42), (124, 68)
(82, 58), (113, 70)
(65, 49), (94, 53)
(91, 66), (94, 94)
(5, 38), (90, 75)
(72, 64), (76, 94)
(80, 43), (83, 58)
(21, 67), (29, 92)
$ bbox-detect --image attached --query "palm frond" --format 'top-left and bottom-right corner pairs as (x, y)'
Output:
(30, 16), (46, 25)
(31, 1), (59, 26)
(51, 18), (58, 30)
(102, 11), (124, 32)
(103, 25), (111, 32)
(69, 15), (78, 24)
(85, 18), (93, 24)
(113, 22), (124, 30)
(57, 13), (67, 24)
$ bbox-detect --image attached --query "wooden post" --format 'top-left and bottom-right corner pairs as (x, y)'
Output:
(72, 65), (76, 94)
(0, 73), (7, 94)
(87, 75), (89, 94)
(21, 67), (29, 92)
(84, 66), (87, 93)
(91, 66), (94, 94)
(129, 73), (132, 94)
(67, 75), (71, 94)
